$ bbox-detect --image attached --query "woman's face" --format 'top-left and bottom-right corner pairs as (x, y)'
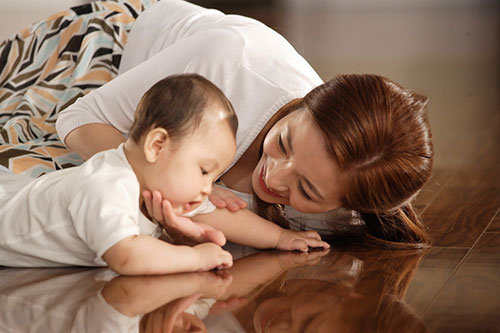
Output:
(252, 109), (343, 213)
(252, 280), (358, 333)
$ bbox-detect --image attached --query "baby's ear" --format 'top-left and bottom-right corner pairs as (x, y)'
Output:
(143, 128), (169, 163)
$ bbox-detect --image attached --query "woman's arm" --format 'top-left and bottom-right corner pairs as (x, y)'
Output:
(102, 235), (232, 276)
(56, 30), (245, 159)
(192, 208), (330, 251)
(64, 123), (125, 160)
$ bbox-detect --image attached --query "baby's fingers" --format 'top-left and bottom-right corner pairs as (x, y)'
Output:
(217, 250), (233, 269)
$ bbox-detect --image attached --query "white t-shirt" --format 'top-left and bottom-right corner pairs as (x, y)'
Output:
(54, 0), (357, 234)
(0, 145), (162, 267)
(56, 0), (323, 171)
(0, 268), (140, 332)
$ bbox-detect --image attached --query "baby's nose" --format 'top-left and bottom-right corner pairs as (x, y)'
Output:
(202, 181), (212, 196)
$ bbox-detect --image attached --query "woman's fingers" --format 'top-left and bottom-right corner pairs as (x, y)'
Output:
(304, 237), (331, 249)
(226, 197), (248, 212)
(161, 199), (176, 225)
(209, 191), (227, 208)
(204, 227), (226, 246)
(304, 230), (322, 241)
(292, 239), (309, 252)
(143, 190), (153, 217)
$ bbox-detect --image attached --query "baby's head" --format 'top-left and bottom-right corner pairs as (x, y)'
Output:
(127, 74), (238, 215)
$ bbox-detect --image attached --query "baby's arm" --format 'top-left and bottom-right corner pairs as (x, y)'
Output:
(102, 235), (232, 276)
(192, 208), (330, 252)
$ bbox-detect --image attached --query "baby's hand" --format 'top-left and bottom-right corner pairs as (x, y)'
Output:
(209, 184), (247, 212)
(143, 190), (226, 246)
(194, 243), (233, 271)
(197, 270), (233, 298)
(276, 229), (331, 252)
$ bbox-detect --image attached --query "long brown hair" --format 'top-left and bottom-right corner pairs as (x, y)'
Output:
(305, 74), (433, 248)
(256, 74), (433, 249)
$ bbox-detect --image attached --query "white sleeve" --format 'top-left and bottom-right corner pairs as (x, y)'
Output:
(68, 179), (141, 261)
(182, 197), (216, 218)
(55, 29), (244, 142)
(72, 290), (140, 333)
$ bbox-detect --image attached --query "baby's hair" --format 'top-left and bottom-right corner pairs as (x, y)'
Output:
(129, 73), (238, 143)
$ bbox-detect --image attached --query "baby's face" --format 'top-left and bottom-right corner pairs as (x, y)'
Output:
(151, 107), (236, 215)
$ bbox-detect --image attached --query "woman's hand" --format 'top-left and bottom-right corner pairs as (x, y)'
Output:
(276, 229), (331, 252)
(143, 190), (226, 246)
(209, 184), (247, 212)
(275, 247), (330, 269)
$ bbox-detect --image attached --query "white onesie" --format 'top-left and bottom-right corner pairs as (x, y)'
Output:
(0, 144), (215, 268)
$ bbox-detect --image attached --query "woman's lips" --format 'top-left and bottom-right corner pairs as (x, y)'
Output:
(259, 165), (282, 198)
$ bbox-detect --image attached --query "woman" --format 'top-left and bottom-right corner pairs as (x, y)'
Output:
(1, 0), (433, 248)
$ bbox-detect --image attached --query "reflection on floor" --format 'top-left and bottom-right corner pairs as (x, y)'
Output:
(0, 249), (430, 332)
(0, 0), (499, 332)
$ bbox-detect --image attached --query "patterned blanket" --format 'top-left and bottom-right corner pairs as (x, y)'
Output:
(0, 0), (157, 177)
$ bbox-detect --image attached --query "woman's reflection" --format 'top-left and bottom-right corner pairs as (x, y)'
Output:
(206, 250), (430, 333)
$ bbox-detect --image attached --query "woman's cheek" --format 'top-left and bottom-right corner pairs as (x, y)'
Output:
(262, 133), (278, 157)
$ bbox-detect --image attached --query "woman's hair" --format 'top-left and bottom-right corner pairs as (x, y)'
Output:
(305, 74), (433, 248)
(256, 74), (433, 249)
(129, 73), (238, 143)
(239, 250), (429, 333)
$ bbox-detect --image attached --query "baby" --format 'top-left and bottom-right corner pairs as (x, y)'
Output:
(0, 74), (329, 275)
(0, 74), (236, 275)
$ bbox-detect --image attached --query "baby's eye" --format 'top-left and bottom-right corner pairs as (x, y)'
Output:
(200, 168), (208, 175)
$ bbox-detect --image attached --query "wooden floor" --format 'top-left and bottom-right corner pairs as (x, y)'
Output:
(0, 1), (499, 332)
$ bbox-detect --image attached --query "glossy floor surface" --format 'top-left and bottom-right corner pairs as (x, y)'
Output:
(1, 0), (499, 332)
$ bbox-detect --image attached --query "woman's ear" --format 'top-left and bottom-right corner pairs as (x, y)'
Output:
(143, 128), (169, 163)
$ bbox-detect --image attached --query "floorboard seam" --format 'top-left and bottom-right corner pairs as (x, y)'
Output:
(422, 206), (500, 317)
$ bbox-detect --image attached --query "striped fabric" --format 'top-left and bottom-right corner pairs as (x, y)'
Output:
(0, 0), (157, 177)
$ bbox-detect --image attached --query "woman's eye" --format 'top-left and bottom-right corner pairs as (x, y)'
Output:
(278, 134), (286, 153)
(299, 182), (312, 201)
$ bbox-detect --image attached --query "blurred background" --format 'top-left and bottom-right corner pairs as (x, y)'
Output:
(2, 0), (497, 169)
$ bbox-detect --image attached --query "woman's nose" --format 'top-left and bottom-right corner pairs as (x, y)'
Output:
(266, 159), (292, 193)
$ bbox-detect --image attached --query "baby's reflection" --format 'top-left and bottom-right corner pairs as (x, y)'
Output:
(0, 250), (325, 333)
(0, 266), (234, 332)
(0, 248), (428, 332)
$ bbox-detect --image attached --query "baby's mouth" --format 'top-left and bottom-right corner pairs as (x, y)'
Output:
(179, 201), (202, 216)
